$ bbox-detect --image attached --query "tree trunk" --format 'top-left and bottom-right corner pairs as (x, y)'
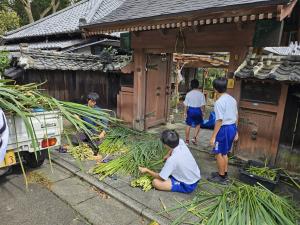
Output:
(52, 0), (60, 13)
(21, 0), (34, 23)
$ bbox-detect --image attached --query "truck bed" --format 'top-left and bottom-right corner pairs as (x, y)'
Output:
(6, 111), (63, 152)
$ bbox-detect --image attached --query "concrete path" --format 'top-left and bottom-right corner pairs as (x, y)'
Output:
(0, 166), (89, 225)
(33, 162), (148, 225)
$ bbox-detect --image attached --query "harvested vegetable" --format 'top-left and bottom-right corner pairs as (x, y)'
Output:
(165, 182), (299, 225)
(68, 143), (94, 161)
(131, 175), (153, 192)
(246, 165), (278, 181)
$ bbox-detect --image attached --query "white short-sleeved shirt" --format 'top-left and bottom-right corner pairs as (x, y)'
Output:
(159, 139), (201, 184)
(183, 90), (206, 108)
(214, 93), (238, 125)
(0, 109), (9, 162)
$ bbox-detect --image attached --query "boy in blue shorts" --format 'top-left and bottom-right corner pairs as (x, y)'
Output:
(183, 79), (206, 145)
(139, 130), (201, 193)
(209, 77), (238, 184)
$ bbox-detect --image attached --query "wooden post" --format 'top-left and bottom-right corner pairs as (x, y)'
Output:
(270, 84), (288, 165)
(227, 47), (248, 96)
(133, 49), (146, 130)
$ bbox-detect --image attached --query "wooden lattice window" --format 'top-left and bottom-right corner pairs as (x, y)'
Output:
(241, 81), (281, 105)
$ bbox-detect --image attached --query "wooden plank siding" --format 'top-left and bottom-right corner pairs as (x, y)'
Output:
(20, 70), (123, 110)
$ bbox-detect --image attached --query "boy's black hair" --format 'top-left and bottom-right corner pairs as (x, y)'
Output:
(160, 130), (180, 149)
(213, 77), (228, 93)
(190, 79), (199, 89)
(87, 92), (100, 102)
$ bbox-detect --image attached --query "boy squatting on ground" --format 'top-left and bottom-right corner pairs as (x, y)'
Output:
(208, 77), (238, 184)
(72, 92), (108, 152)
(139, 130), (201, 193)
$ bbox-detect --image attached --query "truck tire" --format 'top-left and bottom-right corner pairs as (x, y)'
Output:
(24, 150), (47, 168)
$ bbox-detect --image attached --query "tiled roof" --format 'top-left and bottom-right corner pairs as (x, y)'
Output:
(264, 42), (300, 56)
(235, 54), (300, 82)
(88, 0), (289, 25)
(3, 0), (121, 41)
(17, 50), (132, 72)
(4, 0), (92, 41)
(0, 39), (85, 52)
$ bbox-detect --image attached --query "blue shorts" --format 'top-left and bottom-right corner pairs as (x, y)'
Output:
(186, 107), (203, 128)
(212, 124), (237, 155)
(170, 176), (199, 193)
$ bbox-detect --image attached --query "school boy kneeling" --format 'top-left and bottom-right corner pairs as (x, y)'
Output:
(139, 130), (201, 193)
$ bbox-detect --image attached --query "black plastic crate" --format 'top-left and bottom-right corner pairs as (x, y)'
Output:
(239, 160), (280, 191)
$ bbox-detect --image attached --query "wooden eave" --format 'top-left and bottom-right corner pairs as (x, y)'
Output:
(84, 2), (296, 36)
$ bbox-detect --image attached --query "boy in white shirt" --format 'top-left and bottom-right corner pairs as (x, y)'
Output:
(139, 130), (201, 193)
(209, 77), (238, 184)
(183, 79), (206, 145)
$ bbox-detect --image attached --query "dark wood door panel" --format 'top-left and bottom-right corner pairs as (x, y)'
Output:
(236, 108), (276, 162)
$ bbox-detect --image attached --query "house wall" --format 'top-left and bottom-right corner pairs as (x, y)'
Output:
(276, 84), (300, 173)
(20, 70), (123, 110)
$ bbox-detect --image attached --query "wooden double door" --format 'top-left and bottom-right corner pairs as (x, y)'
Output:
(235, 80), (288, 164)
(144, 54), (170, 129)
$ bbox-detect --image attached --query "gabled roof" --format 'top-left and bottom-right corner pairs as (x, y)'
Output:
(3, 0), (121, 42)
(89, 0), (288, 25)
(235, 54), (300, 82)
(83, 0), (291, 34)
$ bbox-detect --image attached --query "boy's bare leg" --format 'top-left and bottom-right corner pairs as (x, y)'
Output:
(216, 154), (225, 175)
(223, 155), (228, 173)
(152, 179), (172, 191)
(185, 126), (191, 141)
(194, 125), (201, 140)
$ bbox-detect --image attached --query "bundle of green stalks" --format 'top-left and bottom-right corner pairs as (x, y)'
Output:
(68, 143), (94, 161)
(131, 175), (153, 192)
(0, 79), (115, 150)
(93, 132), (166, 179)
(98, 126), (137, 154)
(246, 165), (278, 181)
(166, 182), (299, 225)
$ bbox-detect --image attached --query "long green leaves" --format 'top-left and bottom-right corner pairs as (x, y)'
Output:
(166, 182), (300, 225)
(93, 127), (167, 179)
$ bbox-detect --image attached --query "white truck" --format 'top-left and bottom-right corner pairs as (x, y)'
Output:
(0, 110), (63, 175)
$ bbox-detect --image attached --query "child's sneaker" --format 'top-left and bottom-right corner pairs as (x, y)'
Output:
(210, 172), (229, 181)
(208, 174), (228, 185)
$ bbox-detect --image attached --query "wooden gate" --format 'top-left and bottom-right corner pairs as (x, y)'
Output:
(144, 54), (170, 129)
(235, 80), (288, 164)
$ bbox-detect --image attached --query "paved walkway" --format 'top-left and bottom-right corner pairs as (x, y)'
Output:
(0, 166), (89, 225)
(33, 161), (148, 225)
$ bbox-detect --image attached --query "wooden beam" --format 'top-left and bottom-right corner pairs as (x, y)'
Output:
(133, 49), (146, 130)
(277, 0), (298, 21)
(132, 23), (256, 53)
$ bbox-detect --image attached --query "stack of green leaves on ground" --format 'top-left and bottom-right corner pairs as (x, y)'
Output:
(166, 181), (299, 225)
(93, 128), (166, 180)
(246, 165), (278, 181)
(98, 126), (138, 154)
(131, 175), (153, 192)
(68, 143), (94, 161)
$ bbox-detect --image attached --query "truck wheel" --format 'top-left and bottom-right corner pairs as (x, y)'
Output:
(24, 150), (47, 168)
